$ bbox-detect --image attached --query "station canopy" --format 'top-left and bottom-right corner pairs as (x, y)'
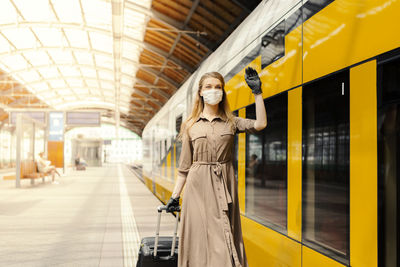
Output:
(0, 0), (261, 136)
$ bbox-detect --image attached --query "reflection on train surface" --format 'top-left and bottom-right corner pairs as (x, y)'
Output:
(141, 1), (400, 266)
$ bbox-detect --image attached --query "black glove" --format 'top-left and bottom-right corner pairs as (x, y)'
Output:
(165, 197), (180, 212)
(244, 67), (262, 95)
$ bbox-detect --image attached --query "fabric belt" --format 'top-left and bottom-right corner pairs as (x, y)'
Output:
(192, 160), (232, 211)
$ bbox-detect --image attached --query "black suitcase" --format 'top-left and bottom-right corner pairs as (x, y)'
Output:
(136, 205), (180, 267)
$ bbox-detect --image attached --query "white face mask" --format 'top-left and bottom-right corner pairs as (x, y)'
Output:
(202, 89), (223, 105)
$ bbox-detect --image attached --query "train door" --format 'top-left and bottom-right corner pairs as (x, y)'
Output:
(302, 70), (350, 265)
(378, 51), (400, 267)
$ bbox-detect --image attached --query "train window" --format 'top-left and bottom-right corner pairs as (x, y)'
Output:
(378, 55), (400, 267)
(175, 115), (183, 169)
(245, 93), (288, 232)
(175, 115), (182, 137)
(261, 20), (285, 69)
(302, 70), (350, 264)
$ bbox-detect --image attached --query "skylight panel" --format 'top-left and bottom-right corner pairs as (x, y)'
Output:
(122, 41), (141, 59)
(16, 70), (41, 83)
(48, 79), (67, 89)
(38, 66), (60, 79)
(31, 82), (49, 93)
(47, 50), (74, 65)
(104, 91), (114, 97)
(1, 28), (36, 50)
(0, 1), (17, 25)
(90, 32), (113, 53)
(124, 11), (146, 40)
(52, 0), (82, 24)
(85, 79), (99, 88)
(73, 88), (88, 95)
(74, 51), (93, 65)
(101, 81), (114, 91)
(97, 70), (114, 82)
(63, 96), (76, 102)
(82, 0), (111, 29)
(33, 27), (64, 48)
(80, 67), (97, 78)
(64, 28), (90, 49)
(121, 76), (133, 88)
(23, 51), (52, 66)
(130, 0), (152, 9)
(105, 98), (115, 104)
(121, 63), (136, 76)
(0, 35), (11, 54)
(88, 96), (102, 102)
(57, 88), (71, 95)
(94, 54), (113, 69)
(49, 98), (63, 105)
(39, 91), (57, 99)
(59, 65), (80, 77)
(0, 54), (28, 70)
(120, 106), (129, 114)
(14, 0), (53, 22)
(67, 78), (84, 87)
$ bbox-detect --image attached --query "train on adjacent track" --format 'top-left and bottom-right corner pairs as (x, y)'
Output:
(142, 1), (400, 266)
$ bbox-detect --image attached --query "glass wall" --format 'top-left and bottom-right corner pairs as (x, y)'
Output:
(378, 55), (400, 267)
(0, 126), (15, 169)
(245, 93), (288, 232)
(302, 70), (350, 264)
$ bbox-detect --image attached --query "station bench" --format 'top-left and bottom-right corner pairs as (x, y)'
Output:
(20, 160), (48, 185)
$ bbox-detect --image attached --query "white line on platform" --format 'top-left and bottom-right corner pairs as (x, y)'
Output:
(119, 164), (141, 267)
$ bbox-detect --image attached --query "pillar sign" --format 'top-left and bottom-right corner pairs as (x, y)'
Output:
(48, 112), (64, 141)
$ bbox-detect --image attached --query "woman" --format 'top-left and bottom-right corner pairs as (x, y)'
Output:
(166, 67), (267, 267)
(37, 152), (61, 184)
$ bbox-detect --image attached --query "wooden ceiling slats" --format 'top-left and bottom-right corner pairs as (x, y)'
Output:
(136, 70), (156, 85)
(157, 0), (191, 18)
(200, 0), (236, 23)
(187, 20), (218, 41)
(150, 91), (165, 102)
(174, 42), (202, 62)
(214, 0), (242, 16)
(148, 17), (210, 53)
(145, 32), (175, 50)
(141, 48), (165, 63)
(152, 1), (187, 22)
(147, 101), (160, 110)
(179, 35), (208, 56)
(147, 20), (179, 40)
(171, 49), (197, 68)
(187, 35), (209, 54)
(134, 86), (151, 95)
(140, 56), (164, 69)
(195, 6), (230, 30)
(163, 68), (186, 83)
(190, 14), (225, 37)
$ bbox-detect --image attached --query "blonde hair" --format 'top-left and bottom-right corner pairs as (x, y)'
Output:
(178, 72), (234, 140)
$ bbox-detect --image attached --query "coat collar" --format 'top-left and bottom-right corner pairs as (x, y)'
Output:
(196, 112), (227, 122)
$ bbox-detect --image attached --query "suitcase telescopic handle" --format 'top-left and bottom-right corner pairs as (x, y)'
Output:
(154, 205), (180, 257)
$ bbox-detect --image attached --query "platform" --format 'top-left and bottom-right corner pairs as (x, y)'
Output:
(0, 164), (176, 267)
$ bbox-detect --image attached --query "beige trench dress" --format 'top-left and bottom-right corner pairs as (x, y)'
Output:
(177, 113), (257, 267)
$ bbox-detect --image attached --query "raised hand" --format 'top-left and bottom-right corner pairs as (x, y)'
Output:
(244, 67), (262, 95)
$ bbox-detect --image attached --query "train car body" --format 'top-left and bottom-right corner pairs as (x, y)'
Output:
(142, 0), (400, 266)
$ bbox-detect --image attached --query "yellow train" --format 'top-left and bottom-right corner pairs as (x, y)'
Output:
(142, 1), (400, 266)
